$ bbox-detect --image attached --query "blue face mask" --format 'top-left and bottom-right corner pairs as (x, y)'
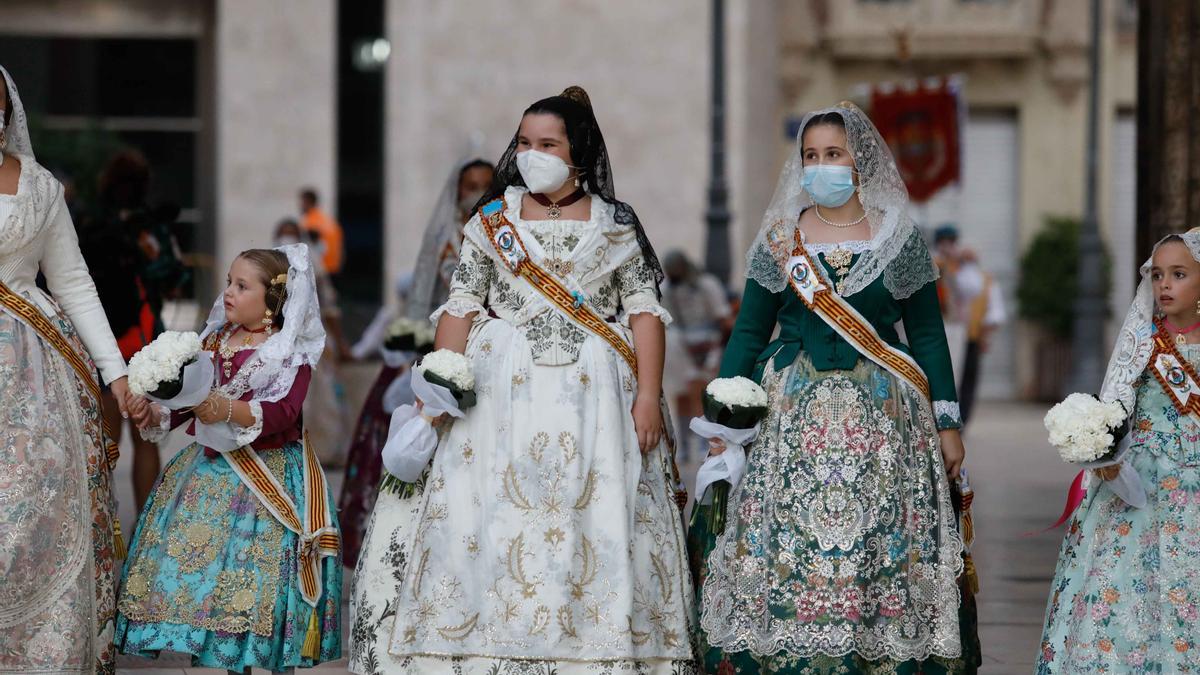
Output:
(801, 165), (856, 208)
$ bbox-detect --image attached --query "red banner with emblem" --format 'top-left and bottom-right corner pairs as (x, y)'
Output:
(870, 79), (962, 203)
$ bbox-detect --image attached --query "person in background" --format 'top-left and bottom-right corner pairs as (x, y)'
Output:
(299, 187), (344, 276)
(80, 149), (189, 512)
(661, 249), (733, 460)
(338, 157), (494, 570)
(274, 218), (351, 467)
(933, 225), (1005, 426)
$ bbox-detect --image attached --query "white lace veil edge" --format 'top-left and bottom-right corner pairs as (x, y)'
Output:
(0, 65), (34, 159)
(407, 154), (487, 321)
(200, 243), (327, 404)
(744, 103), (937, 299)
(1099, 230), (1200, 414)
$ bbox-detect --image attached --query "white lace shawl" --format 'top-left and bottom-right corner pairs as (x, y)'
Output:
(745, 103), (938, 300)
(1099, 231), (1200, 414)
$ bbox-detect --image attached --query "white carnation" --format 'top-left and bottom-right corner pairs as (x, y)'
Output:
(127, 331), (203, 396)
(706, 376), (768, 408)
(1043, 393), (1126, 463)
(417, 349), (475, 391)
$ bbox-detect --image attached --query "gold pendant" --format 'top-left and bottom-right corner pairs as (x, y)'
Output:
(824, 246), (854, 272)
(547, 203), (562, 219)
(1178, 333), (1188, 347)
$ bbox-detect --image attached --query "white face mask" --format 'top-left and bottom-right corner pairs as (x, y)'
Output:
(516, 149), (571, 194)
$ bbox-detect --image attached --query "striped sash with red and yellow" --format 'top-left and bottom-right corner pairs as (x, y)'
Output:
(782, 229), (932, 401)
(222, 431), (339, 609)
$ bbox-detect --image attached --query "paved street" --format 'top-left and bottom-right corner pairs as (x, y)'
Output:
(112, 368), (1069, 674)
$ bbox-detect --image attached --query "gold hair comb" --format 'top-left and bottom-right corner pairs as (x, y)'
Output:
(271, 273), (289, 286)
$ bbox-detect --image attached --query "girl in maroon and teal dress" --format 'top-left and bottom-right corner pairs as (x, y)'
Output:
(117, 245), (341, 674)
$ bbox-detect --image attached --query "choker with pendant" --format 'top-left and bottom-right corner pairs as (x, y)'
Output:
(530, 189), (586, 219)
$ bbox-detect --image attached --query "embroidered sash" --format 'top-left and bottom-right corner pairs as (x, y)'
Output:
(478, 198), (638, 373)
(1149, 321), (1200, 416)
(222, 431), (339, 608)
(0, 280), (119, 469)
(478, 198), (687, 505)
(782, 229), (932, 400)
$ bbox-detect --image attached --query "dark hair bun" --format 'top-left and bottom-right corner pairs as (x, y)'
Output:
(560, 86), (592, 110)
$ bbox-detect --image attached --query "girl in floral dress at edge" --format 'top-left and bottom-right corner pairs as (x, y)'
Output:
(350, 86), (696, 674)
(1037, 230), (1200, 673)
(337, 156), (494, 569)
(117, 244), (341, 675)
(692, 103), (980, 674)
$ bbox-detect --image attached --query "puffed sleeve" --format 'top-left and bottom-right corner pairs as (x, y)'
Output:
(430, 236), (493, 326)
(718, 278), (782, 380)
(232, 365), (312, 446)
(900, 279), (962, 430)
(40, 193), (127, 383)
(616, 253), (672, 327)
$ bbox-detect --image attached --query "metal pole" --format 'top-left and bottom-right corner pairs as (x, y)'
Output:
(704, 0), (732, 285)
(1067, 0), (1106, 394)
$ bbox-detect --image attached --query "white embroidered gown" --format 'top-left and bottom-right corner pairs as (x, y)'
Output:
(350, 186), (696, 674)
(0, 154), (127, 674)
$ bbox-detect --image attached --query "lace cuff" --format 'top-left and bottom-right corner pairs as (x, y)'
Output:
(620, 297), (673, 328)
(233, 400), (264, 446)
(934, 400), (962, 430)
(139, 403), (172, 443)
(431, 297), (485, 326)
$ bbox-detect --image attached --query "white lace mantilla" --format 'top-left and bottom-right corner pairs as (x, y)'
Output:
(745, 104), (939, 301)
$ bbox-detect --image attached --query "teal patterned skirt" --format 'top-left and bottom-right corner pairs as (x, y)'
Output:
(688, 354), (980, 674)
(114, 442), (342, 672)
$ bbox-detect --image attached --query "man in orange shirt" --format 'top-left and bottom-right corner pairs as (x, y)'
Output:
(299, 187), (344, 275)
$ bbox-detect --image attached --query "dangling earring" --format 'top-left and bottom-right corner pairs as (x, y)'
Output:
(263, 309), (274, 335)
(1195, 299), (1200, 316)
(574, 175), (580, 188)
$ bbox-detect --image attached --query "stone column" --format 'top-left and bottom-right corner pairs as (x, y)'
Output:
(214, 0), (337, 273)
(1137, 0), (1200, 261)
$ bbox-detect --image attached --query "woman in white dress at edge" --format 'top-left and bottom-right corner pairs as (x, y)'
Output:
(0, 64), (131, 675)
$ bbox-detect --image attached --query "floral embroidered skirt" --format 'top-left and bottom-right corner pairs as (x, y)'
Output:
(339, 364), (404, 569)
(0, 306), (121, 674)
(1037, 365), (1200, 673)
(690, 354), (979, 674)
(350, 316), (697, 673)
(115, 442), (342, 672)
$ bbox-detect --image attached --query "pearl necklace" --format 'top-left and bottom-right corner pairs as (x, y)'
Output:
(814, 205), (867, 228)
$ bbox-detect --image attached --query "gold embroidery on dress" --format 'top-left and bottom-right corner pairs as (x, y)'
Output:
(117, 446), (286, 636)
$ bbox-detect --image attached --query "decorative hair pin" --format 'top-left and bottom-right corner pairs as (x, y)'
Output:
(271, 273), (288, 287)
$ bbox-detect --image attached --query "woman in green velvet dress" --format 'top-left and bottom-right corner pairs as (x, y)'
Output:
(689, 103), (981, 674)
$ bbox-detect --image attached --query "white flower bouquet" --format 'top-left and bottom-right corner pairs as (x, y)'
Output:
(127, 331), (214, 409)
(416, 348), (476, 409)
(1044, 393), (1145, 508)
(1044, 393), (1128, 464)
(691, 377), (770, 534)
(380, 349), (477, 488)
(384, 317), (436, 355)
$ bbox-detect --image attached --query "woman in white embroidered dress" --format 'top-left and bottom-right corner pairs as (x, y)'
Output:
(350, 86), (696, 674)
(0, 64), (131, 675)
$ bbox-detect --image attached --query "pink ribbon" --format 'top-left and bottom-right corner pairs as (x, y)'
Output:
(1025, 469), (1087, 536)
